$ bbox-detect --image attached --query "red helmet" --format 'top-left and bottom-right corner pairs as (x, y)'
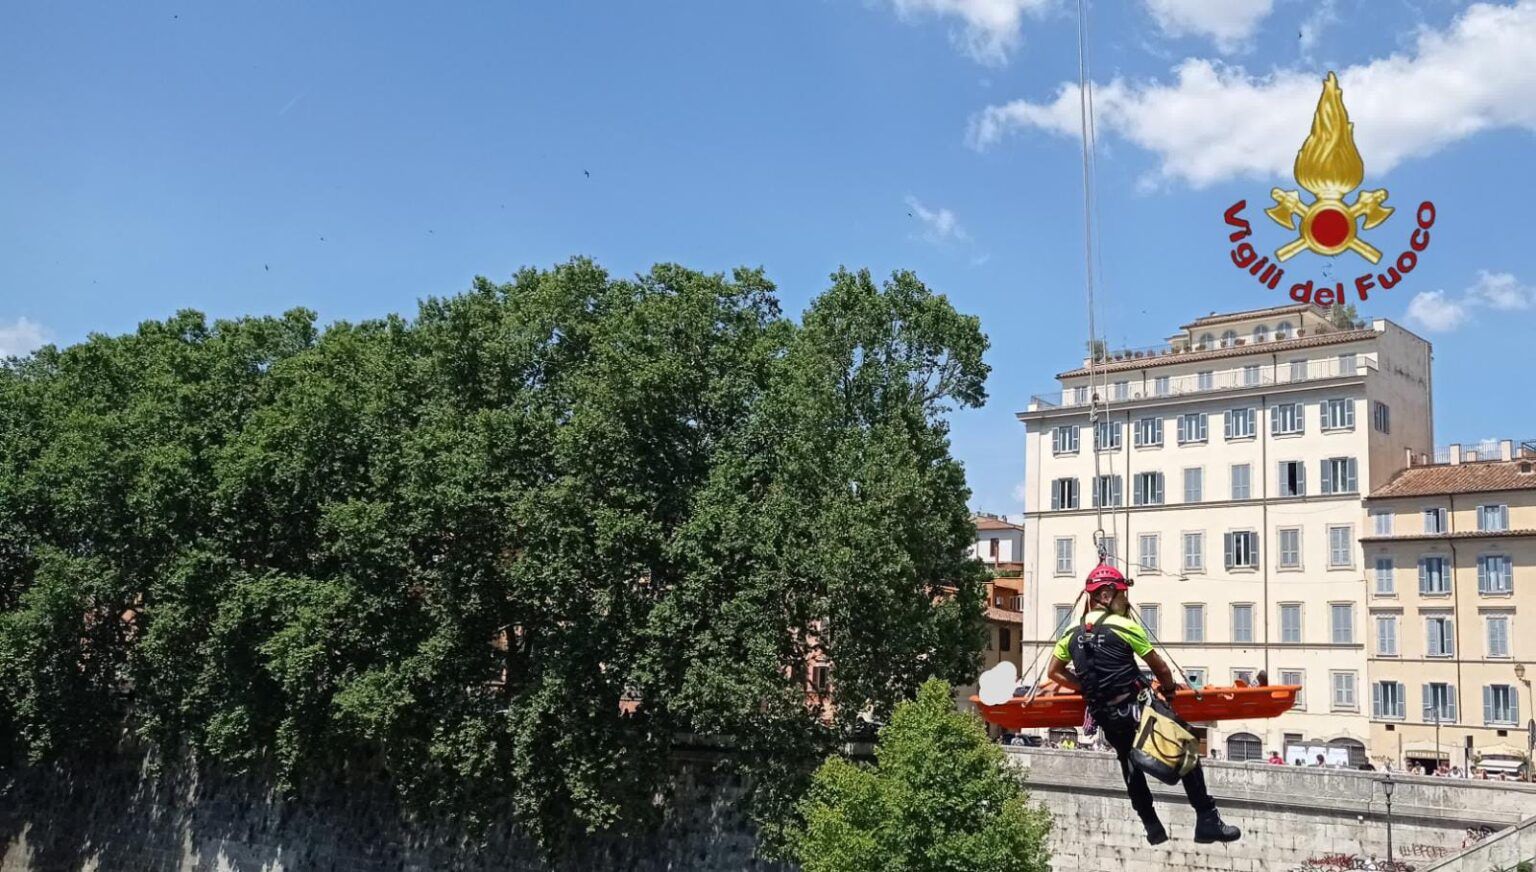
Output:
(1084, 561), (1131, 593)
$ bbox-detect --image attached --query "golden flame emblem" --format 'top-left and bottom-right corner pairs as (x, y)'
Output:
(1264, 72), (1392, 262)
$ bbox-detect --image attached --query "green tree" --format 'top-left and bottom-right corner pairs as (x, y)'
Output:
(1326, 303), (1360, 328)
(788, 679), (1052, 872)
(0, 260), (989, 857)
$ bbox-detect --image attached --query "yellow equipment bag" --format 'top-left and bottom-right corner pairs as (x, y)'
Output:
(1130, 693), (1200, 785)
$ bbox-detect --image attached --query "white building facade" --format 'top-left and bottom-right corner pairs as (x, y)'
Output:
(1019, 304), (1433, 762)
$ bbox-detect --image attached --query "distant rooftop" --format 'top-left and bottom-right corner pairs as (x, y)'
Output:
(1370, 441), (1536, 499)
(1180, 303), (1325, 331)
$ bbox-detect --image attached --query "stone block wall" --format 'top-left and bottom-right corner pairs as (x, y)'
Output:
(0, 750), (789, 872)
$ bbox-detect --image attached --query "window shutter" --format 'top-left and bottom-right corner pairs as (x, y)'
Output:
(1484, 686), (1493, 725)
(1372, 683), (1382, 718)
(1477, 558), (1487, 593)
(1250, 533), (1259, 566)
(1224, 533), (1234, 569)
(1514, 687), (1521, 724)
(1347, 458), (1358, 491)
(1423, 684), (1433, 720)
(1448, 687), (1457, 721)
(1223, 411), (1232, 439)
(1418, 560), (1429, 594)
(1321, 460), (1334, 494)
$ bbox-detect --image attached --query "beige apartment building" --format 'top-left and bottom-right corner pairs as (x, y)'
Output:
(1362, 444), (1536, 774)
(1019, 304), (1433, 763)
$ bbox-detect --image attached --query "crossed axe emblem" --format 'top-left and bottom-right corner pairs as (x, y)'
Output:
(1264, 187), (1394, 263)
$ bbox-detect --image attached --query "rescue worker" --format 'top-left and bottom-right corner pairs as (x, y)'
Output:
(1046, 562), (1241, 846)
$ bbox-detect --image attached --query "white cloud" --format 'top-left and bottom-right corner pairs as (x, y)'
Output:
(0, 317), (48, 358)
(906, 195), (971, 243)
(970, 1), (1536, 188)
(1298, 0), (1340, 57)
(1469, 270), (1533, 310)
(1011, 479), (1029, 505)
(1405, 290), (1470, 332)
(1144, 0), (1275, 53)
(1405, 270), (1533, 332)
(881, 0), (1053, 65)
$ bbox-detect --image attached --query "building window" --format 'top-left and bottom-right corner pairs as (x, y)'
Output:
(1230, 464), (1252, 500)
(1224, 407), (1256, 440)
(1182, 532), (1204, 573)
(1072, 386), (1088, 405)
(1253, 324), (1270, 344)
(1224, 530), (1258, 569)
(1289, 358), (1306, 381)
(1134, 416), (1163, 448)
(1054, 538), (1075, 576)
(1479, 505), (1510, 532)
(1221, 330), (1238, 348)
(1112, 381), (1129, 401)
(1198, 332), (1215, 349)
(1050, 478), (1080, 511)
(1196, 370), (1213, 391)
(1154, 376), (1170, 397)
(1232, 604), (1255, 644)
(1278, 460), (1306, 497)
(1280, 604), (1302, 644)
(1178, 412), (1208, 444)
(1271, 402), (1304, 436)
(1373, 401), (1391, 434)
(1093, 475), (1124, 508)
(1374, 557), (1395, 595)
(1375, 615), (1398, 655)
(1424, 682), (1457, 722)
(1183, 467), (1203, 503)
(1323, 398), (1355, 430)
(1051, 425), (1080, 455)
(1185, 667), (1207, 689)
(1426, 616), (1455, 657)
(1485, 685), (1519, 726)
(1321, 457), (1358, 494)
(1330, 603), (1355, 644)
(989, 538), (1000, 560)
(1373, 682), (1406, 719)
(1277, 528), (1301, 569)
(1478, 555), (1513, 594)
(1139, 534), (1160, 572)
(1227, 732), (1263, 762)
(1423, 507), (1447, 534)
(1418, 556), (1450, 595)
(1094, 420), (1122, 451)
(1141, 604), (1161, 640)
(1281, 670), (1306, 709)
(1242, 364), (1260, 386)
(1371, 511), (1393, 536)
(999, 627), (1012, 652)
(812, 664), (830, 693)
(1276, 321), (1294, 340)
(1339, 353), (1359, 375)
(1183, 605), (1205, 643)
(1053, 604), (1075, 633)
(1331, 672), (1358, 711)
(1328, 525), (1355, 568)
(1487, 615), (1511, 658)
(1133, 472), (1164, 506)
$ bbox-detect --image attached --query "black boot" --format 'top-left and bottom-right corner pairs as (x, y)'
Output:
(1193, 810), (1241, 844)
(1144, 820), (1168, 846)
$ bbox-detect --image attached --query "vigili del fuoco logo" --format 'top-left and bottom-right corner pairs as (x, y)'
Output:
(1222, 72), (1437, 307)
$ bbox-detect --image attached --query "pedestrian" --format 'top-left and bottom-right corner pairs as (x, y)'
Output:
(1314, 754), (1327, 767)
(1267, 751), (1284, 765)
(1046, 562), (1240, 846)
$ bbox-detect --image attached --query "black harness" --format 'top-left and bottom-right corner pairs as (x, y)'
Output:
(1068, 613), (1147, 710)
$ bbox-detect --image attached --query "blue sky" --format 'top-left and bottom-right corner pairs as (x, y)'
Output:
(3, 0), (1534, 515)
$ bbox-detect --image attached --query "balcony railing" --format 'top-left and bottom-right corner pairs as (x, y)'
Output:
(1028, 356), (1376, 411)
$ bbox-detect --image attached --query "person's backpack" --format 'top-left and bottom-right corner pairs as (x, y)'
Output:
(1130, 692), (1200, 785)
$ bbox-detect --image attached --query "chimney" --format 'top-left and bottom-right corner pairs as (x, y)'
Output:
(1405, 447), (1416, 468)
(1500, 439), (1514, 461)
(1449, 444), (1462, 465)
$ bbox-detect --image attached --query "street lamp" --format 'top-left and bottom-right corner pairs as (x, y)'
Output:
(1382, 771), (1396, 867)
(1516, 663), (1533, 782)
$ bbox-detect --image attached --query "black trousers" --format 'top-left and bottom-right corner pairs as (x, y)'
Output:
(1095, 700), (1217, 827)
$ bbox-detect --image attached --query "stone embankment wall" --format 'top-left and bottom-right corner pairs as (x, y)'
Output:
(6, 745), (1533, 871)
(1008, 747), (1536, 872)
(0, 751), (788, 872)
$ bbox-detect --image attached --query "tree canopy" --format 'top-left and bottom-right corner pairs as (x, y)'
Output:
(787, 679), (1052, 872)
(0, 259), (990, 854)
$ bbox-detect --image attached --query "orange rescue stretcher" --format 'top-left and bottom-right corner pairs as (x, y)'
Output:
(972, 682), (1301, 731)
